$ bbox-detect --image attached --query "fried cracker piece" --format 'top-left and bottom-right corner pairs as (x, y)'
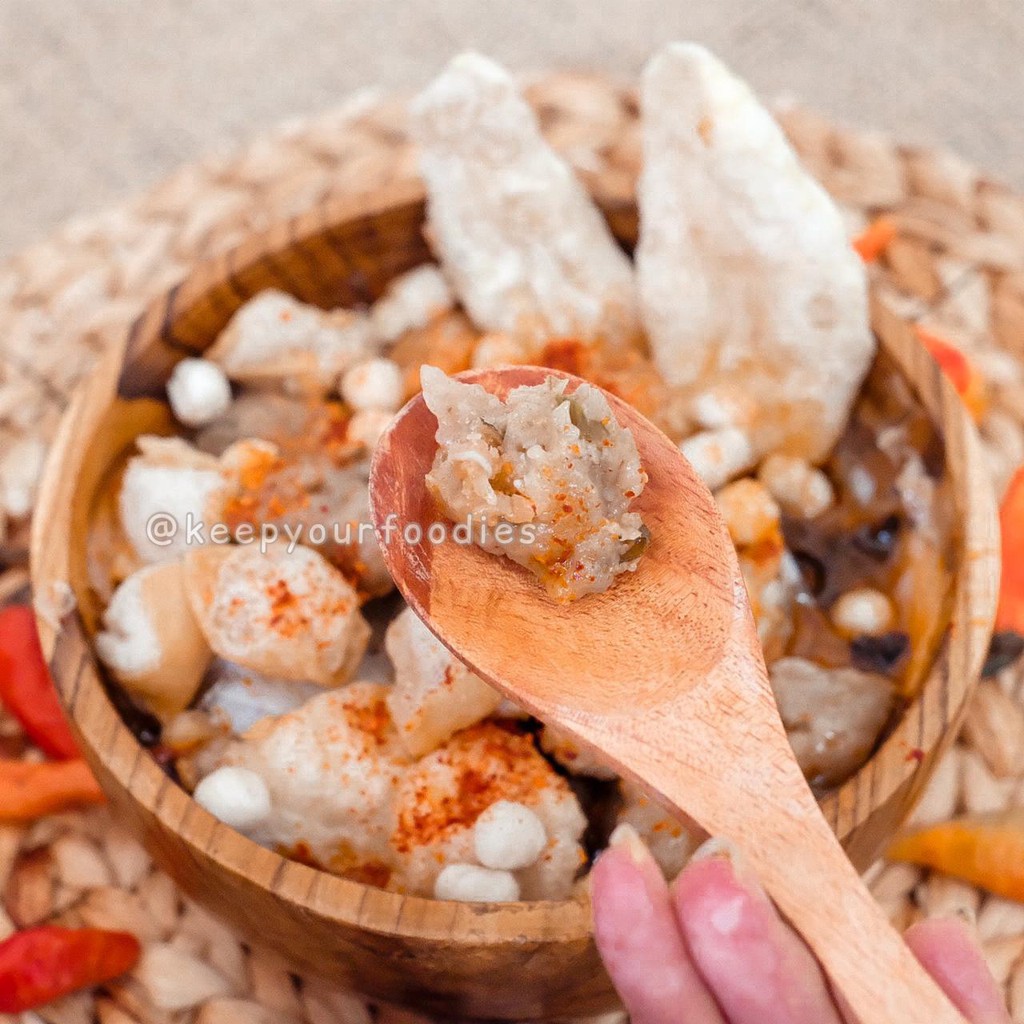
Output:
(410, 53), (639, 347)
(637, 43), (874, 462)
(183, 543), (369, 688)
(207, 290), (375, 395)
(96, 561), (212, 721)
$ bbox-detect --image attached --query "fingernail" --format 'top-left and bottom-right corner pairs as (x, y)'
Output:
(688, 836), (767, 899)
(690, 836), (741, 864)
(607, 823), (655, 867)
(947, 905), (978, 929)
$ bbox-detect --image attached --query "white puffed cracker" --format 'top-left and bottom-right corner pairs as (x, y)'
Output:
(410, 53), (639, 347)
(207, 290), (375, 394)
(637, 43), (875, 462)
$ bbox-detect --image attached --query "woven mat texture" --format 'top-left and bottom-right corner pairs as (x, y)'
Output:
(3, 72), (1024, 1023)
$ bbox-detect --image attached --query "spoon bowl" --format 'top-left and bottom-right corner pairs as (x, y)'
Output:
(370, 365), (971, 1024)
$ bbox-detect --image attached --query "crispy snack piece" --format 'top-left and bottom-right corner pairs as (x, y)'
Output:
(206, 290), (375, 395)
(384, 606), (501, 757)
(388, 722), (587, 899)
(96, 561), (212, 722)
(637, 43), (875, 462)
(183, 543), (369, 688)
(410, 53), (639, 347)
(219, 683), (408, 883)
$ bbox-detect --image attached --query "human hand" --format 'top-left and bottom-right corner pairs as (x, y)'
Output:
(591, 827), (1010, 1024)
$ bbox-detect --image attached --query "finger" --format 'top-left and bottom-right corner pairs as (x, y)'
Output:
(671, 842), (843, 1024)
(591, 825), (726, 1024)
(905, 918), (1010, 1024)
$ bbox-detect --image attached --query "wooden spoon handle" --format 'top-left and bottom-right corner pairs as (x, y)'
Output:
(730, 788), (967, 1024)
(643, 732), (970, 1024)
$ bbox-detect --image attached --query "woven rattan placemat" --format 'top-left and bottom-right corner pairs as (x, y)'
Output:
(3, 72), (1024, 1023)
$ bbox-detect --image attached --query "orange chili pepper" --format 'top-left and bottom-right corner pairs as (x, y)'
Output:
(0, 759), (104, 821)
(888, 811), (1024, 902)
(0, 605), (79, 759)
(852, 216), (897, 262)
(996, 465), (1024, 635)
(915, 326), (988, 421)
(0, 926), (140, 1012)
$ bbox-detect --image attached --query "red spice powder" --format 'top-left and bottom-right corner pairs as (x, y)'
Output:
(392, 725), (557, 854)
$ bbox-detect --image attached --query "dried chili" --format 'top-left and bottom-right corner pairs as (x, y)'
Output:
(0, 926), (140, 1011)
(852, 216), (896, 263)
(996, 466), (1024, 637)
(0, 759), (104, 820)
(916, 326), (987, 421)
(888, 811), (1024, 902)
(0, 606), (79, 759)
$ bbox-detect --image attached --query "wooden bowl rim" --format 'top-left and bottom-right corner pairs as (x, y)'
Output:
(30, 180), (1000, 948)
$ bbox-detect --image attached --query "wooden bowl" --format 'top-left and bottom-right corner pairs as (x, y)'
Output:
(30, 180), (1000, 1020)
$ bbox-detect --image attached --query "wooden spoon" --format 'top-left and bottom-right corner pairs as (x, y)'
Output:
(369, 365), (967, 1024)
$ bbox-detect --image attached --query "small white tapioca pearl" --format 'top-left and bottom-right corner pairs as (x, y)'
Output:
(715, 479), (781, 547)
(758, 454), (835, 519)
(473, 800), (548, 870)
(166, 358), (233, 427)
(831, 588), (895, 638)
(347, 408), (394, 450)
(339, 358), (404, 412)
(433, 863), (521, 903)
(193, 766), (271, 830)
(679, 428), (756, 492)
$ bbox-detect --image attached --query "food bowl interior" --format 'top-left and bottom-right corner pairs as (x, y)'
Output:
(30, 181), (1000, 1019)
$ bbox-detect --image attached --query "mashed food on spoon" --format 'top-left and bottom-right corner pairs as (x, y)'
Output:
(421, 365), (649, 602)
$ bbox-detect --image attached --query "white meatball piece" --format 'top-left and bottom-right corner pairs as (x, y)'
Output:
(347, 408), (394, 451)
(434, 863), (520, 903)
(617, 780), (704, 879)
(384, 607), (502, 756)
(370, 265), (454, 344)
(770, 657), (894, 787)
(118, 436), (224, 564)
(200, 659), (322, 735)
(830, 588), (895, 638)
(758, 454), (835, 519)
(422, 367), (648, 602)
(206, 290), (376, 395)
(95, 561), (212, 721)
(715, 479), (781, 548)
(167, 359), (233, 428)
(340, 358), (404, 413)
(679, 428), (756, 492)
(218, 683), (407, 882)
(183, 543), (370, 688)
(539, 724), (617, 780)
(388, 723), (586, 899)
(474, 801), (548, 871)
(194, 766), (272, 830)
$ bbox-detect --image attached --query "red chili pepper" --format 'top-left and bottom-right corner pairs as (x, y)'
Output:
(997, 466), (1024, 635)
(0, 926), (141, 1012)
(0, 759), (105, 820)
(915, 326), (988, 422)
(0, 606), (79, 759)
(852, 215), (897, 263)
